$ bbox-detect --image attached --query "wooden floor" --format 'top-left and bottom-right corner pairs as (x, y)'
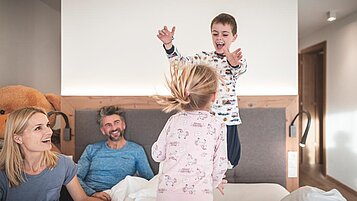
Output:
(299, 164), (357, 201)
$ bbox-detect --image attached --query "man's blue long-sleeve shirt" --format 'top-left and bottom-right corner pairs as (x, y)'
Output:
(77, 140), (154, 195)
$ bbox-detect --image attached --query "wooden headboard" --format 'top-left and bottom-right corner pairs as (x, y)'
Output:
(60, 96), (299, 191)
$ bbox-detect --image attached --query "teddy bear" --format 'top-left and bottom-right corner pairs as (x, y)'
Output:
(0, 85), (61, 152)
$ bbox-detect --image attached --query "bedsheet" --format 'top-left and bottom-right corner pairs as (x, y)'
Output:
(213, 183), (289, 201)
(104, 175), (290, 201)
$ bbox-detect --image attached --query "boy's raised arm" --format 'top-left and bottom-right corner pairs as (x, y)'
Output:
(157, 26), (176, 50)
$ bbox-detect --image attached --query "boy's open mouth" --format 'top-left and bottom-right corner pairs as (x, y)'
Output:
(216, 41), (225, 49)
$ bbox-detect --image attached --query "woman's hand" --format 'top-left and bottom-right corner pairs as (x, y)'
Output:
(92, 192), (111, 201)
(66, 175), (105, 201)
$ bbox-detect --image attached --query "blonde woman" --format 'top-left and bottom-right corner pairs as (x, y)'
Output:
(0, 107), (101, 201)
(152, 63), (228, 201)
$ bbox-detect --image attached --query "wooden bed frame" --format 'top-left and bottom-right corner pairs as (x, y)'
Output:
(60, 95), (299, 192)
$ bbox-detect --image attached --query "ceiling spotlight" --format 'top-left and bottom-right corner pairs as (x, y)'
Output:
(327, 11), (336, 22)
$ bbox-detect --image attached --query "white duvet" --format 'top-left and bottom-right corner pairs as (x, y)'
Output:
(281, 186), (347, 201)
(104, 175), (158, 201)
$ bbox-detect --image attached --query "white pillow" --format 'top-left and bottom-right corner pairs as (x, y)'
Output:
(281, 186), (347, 201)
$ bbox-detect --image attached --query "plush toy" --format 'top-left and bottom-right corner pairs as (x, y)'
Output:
(0, 85), (61, 152)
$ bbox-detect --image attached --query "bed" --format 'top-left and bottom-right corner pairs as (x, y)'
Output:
(70, 107), (290, 200)
(99, 175), (289, 201)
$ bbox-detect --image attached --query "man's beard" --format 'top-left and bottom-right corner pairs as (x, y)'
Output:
(108, 128), (124, 141)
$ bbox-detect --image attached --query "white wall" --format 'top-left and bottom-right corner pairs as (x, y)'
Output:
(0, 0), (61, 94)
(299, 11), (357, 191)
(62, 0), (298, 96)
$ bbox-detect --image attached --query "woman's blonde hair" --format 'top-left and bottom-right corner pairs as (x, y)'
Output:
(0, 106), (58, 187)
(155, 62), (219, 112)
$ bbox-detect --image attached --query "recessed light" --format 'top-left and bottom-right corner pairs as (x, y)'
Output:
(327, 11), (336, 22)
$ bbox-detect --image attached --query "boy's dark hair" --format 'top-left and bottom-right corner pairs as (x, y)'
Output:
(97, 105), (126, 126)
(210, 13), (238, 35)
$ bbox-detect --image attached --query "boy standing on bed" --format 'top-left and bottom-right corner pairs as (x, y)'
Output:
(157, 13), (247, 167)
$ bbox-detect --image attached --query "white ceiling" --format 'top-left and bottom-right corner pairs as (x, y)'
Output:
(298, 0), (357, 39)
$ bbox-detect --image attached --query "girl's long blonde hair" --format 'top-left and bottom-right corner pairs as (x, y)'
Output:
(155, 62), (220, 112)
(0, 107), (58, 187)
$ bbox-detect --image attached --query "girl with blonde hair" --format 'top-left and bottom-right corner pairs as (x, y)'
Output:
(152, 63), (228, 201)
(0, 107), (100, 201)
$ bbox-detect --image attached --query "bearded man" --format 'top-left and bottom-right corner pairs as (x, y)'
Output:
(77, 105), (154, 201)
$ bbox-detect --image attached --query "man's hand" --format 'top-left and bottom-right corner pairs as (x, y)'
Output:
(217, 179), (228, 195)
(223, 47), (244, 67)
(92, 192), (111, 201)
(157, 26), (176, 49)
